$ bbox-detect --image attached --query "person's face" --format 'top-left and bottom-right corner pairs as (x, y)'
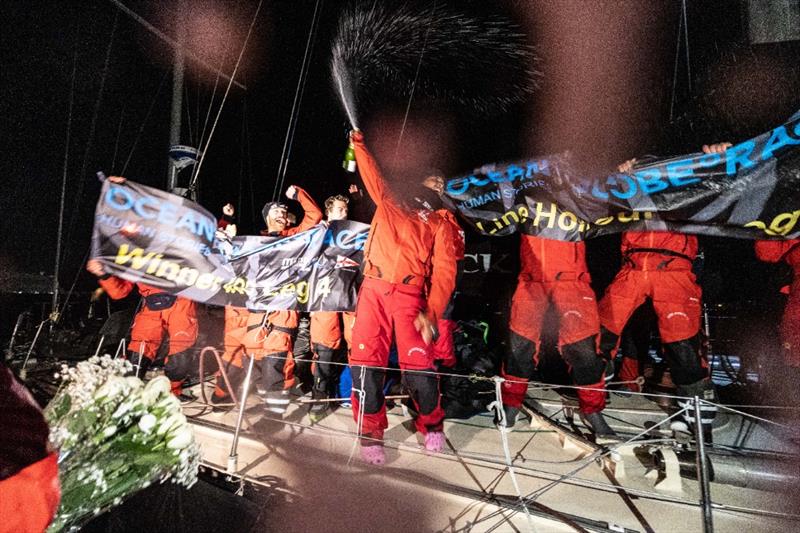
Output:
(267, 206), (288, 231)
(422, 175), (444, 194)
(327, 200), (349, 221)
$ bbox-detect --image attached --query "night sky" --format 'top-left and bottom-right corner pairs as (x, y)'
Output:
(1, 0), (799, 306)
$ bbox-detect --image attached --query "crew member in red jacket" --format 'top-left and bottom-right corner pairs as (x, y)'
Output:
(212, 185), (322, 413)
(86, 259), (198, 396)
(499, 236), (615, 437)
(598, 142), (731, 441)
(349, 130), (458, 464)
(308, 194), (356, 421)
(755, 238), (800, 369)
(422, 174), (464, 370)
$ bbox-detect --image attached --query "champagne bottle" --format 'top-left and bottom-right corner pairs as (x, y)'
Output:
(342, 141), (357, 173)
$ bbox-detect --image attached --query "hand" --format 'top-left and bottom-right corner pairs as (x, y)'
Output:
(222, 203), (235, 217)
(350, 129), (363, 143)
(617, 159), (637, 173)
(108, 176), (126, 184)
(285, 185), (298, 200)
(349, 183), (360, 195)
(90, 287), (105, 302)
(413, 312), (436, 345)
(86, 259), (105, 277)
(702, 142), (732, 154)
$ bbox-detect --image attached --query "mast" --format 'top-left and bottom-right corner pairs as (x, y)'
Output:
(167, 0), (186, 192)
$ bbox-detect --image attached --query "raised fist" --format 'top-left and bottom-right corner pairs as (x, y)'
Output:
(285, 185), (298, 200)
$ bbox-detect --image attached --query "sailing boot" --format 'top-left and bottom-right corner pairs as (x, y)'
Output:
(308, 346), (336, 422)
(583, 411), (618, 440)
(493, 404), (520, 430)
(673, 379), (717, 445)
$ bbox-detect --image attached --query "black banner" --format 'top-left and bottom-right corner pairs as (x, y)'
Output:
(91, 180), (368, 311)
(445, 110), (800, 241)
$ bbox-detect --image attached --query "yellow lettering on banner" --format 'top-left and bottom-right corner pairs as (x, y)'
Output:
(594, 211), (654, 226)
(195, 273), (218, 291)
(297, 281), (309, 304)
(223, 277), (248, 294)
(533, 202), (557, 228)
(114, 244), (142, 265)
(558, 211), (578, 231)
(745, 210), (800, 236)
(175, 267), (199, 286)
(155, 261), (180, 281)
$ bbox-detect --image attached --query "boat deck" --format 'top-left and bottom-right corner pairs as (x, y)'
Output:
(183, 383), (799, 532)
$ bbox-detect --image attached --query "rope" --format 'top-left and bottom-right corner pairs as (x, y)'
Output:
(488, 376), (536, 532)
(347, 365), (368, 465)
(190, 0), (263, 191)
(61, 11), (119, 274)
(271, 0), (324, 202)
(52, 22), (80, 317)
(392, 0), (436, 164)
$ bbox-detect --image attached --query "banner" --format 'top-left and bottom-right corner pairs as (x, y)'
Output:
(445, 110), (800, 241)
(90, 180), (368, 311)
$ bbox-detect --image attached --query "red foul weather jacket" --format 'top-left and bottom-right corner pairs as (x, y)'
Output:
(260, 186), (322, 237)
(352, 132), (458, 322)
(620, 231), (697, 271)
(755, 239), (800, 271)
(99, 277), (164, 299)
(519, 235), (590, 280)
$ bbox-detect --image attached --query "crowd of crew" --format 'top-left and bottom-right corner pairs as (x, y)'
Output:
(84, 133), (800, 466)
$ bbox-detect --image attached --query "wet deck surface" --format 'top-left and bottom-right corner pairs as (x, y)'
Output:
(183, 383), (798, 533)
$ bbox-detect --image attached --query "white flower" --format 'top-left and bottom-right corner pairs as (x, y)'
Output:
(166, 426), (194, 450)
(94, 375), (127, 400)
(157, 412), (187, 436)
(155, 394), (181, 413)
(138, 414), (157, 434)
(125, 376), (144, 390)
(142, 377), (171, 405)
(102, 425), (117, 438)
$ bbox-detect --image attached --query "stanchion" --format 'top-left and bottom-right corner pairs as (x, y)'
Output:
(694, 396), (714, 532)
(228, 353), (255, 474)
(20, 318), (50, 380)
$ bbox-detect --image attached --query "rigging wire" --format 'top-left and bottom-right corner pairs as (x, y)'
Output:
(190, 0), (264, 192)
(393, 0), (436, 164)
(52, 17), (80, 319)
(60, 10), (119, 282)
(271, 0), (324, 202)
(110, 105), (126, 172)
(121, 69), (170, 175)
(184, 82), (194, 148)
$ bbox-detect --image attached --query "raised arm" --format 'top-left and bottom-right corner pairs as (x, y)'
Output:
(288, 185), (323, 233)
(350, 130), (390, 206)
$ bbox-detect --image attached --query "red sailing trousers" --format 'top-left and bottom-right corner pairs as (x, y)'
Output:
(349, 277), (445, 438)
(129, 298), (198, 360)
(213, 308), (295, 397)
(431, 318), (458, 368)
(600, 269), (701, 343)
(310, 311), (355, 351)
(501, 276), (606, 414)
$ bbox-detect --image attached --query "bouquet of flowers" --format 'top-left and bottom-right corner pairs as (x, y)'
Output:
(44, 355), (200, 532)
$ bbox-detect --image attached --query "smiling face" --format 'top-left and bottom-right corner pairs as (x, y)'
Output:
(266, 205), (289, 232)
